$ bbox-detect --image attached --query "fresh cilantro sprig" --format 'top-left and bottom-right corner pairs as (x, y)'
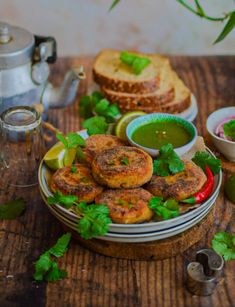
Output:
(48, 193), (111, 240)
(212, 231), (235, 261)
(0, 198), (26, 220)
(79, 91), (121, 136)
(34, 233), (71, 282)
(121, 157), (129, 165)
(149, 197), (179, 220)
(83, 116), (109, 136)
(223, 120), (235, 140)
(56, 132), (86, 149)
(192, 151), (221, 175)
(153, 143), (184, 177)
(120, 51), (151, 75)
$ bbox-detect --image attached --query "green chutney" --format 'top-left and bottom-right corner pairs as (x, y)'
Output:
(131, 121), (192, 149)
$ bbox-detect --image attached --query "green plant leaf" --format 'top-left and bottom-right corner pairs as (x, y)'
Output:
(192, 151), (221, 175)
(120, 51), (151, 75)
(67, 132), (86, 148)
(82, 116), (109, 135)
(194, 0), (205, 16)
(109, 0), (121, 12)
(212, 231), (235, 261)
(223, 120), (235, 140)
(45, 261), (68, 282)
(0, 198), (26, 220)
(49, 233), (72, 258)
(33, 251), (52, 281)
(214, 11), (235, 44)
(56, 133), (68, 148)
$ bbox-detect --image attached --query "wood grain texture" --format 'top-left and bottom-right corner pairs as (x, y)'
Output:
(0, 56), (235, 307)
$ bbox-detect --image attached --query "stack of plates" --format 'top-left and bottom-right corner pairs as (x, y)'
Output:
(38, 147), (221, 243)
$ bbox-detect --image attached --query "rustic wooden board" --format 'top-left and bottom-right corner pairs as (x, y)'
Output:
(0, 56), (235, 307)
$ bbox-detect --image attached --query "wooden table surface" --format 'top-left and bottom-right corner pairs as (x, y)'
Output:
(0, 56), (234, 307)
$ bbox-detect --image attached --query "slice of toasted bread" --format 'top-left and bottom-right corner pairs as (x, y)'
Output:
(118, 72), (191, 114)
(93, 49), (169, 94)
(101, 62), (175, 107)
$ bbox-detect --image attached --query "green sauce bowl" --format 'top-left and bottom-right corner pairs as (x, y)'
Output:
(126, 113), (197, 157)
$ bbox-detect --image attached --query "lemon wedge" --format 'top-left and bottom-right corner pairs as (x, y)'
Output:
(115, 111), (146, 141)
(44, 142), (77, 170)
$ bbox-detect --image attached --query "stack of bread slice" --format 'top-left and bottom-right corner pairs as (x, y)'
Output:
(93, 49), (192, 114)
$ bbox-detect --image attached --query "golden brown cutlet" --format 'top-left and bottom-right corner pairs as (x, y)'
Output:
(145, 160), (207, 201)
(95, 188), (154, 224)
(82, 134), (126, 164)
(92, 146), (153, 188)
(50, 164), (103, 203)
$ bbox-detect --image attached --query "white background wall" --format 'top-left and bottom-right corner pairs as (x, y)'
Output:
(0, 0), (235, 56)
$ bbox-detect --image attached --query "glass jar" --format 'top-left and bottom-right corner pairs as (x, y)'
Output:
(0, 106), (45, 187)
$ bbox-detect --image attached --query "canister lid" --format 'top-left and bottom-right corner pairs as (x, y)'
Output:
(0, 22), (35, 69)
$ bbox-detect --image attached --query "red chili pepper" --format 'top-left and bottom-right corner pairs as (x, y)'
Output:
(182, 166), (214, 204)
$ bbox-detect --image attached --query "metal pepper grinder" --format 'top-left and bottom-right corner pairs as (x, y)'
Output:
(186, 249), (224, 296)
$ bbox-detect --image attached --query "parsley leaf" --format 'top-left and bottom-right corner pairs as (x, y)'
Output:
(120, 51), (151, 75)
(0, 198), (26, 220)
(70, 165), (76, 173)
(48, 191), (78, 209)
(121, 157), (129, 165)
(56, 132), (85, 149)
(192, 151), (221, 175)
(212, 231), (235, 261)
(153, 143), (184, 177)
(33, 233), (71, 282)
(149, 197), (179, 220)
(223, 120), (235, 140)
(82, 116), (109, 136)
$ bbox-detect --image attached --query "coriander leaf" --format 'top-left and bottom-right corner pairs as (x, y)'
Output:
(79, 95), (93, 119)
(223, 120), (235, 140)
(56, 133), (68, 147)
(45, 261), (67, 282)
(212, 231), (235, 261)
(91, 91), (104, 105)
(83, 204), (110, 216)
(214, 12), (235, 44)
(34, 252), (52, 281)
(120, 51), (151, 75)
(121, 157), (129, 165)
(67, 132), (86, 148)
(49, 233), (72, 258)
(77, 146), (86, 162)
(109, 0), (121, 11)
(132, 57), (151, 75)
(95, 99), (110, 116)
(48, 191), (78, 209)
(77, 217), (93, 240)
(71, 165), (76, 173)
(153, 144), (184, 177)
(82, 116), (109, 136)
(0, 198), (26, 220)
(105, 104), (121, 123)
(192, 151), (221, 175)
(149, 197), (179, 220)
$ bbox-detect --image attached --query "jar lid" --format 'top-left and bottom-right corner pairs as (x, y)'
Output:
(0, 22), (35, 69)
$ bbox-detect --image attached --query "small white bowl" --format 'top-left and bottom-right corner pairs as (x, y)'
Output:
(126, 113), (197, 157)
(206, 107), (235, 162)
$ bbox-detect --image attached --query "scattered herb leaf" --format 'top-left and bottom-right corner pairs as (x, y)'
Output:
(56, 132), (85, 149)
(82, 116), (109, 136)
(149, 197), (179, 220)
(192, 151), (221, 175)
(120, 51), (151, 75)
(33, 233), (71, 282)
(70, 165), (76, 173)
(153, 143), (184, 177)
(121, 157), (129, 165)
(212, 231), (235, 261)
(0, 198), (26, 220)
(223, 119), (235, 140)
(48, 191), (78, 209)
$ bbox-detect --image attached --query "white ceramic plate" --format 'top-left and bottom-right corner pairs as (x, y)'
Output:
(38, 148), (222, 234)
(40, 187), (219, 242)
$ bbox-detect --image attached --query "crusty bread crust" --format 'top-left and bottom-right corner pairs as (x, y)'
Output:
(93, 49), (169, 94)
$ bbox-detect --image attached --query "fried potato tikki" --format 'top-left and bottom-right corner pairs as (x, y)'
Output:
(83, 135), (126, 164)
(50, 164), (103, 203)
(95, 188), (154, 224)
(92, 146), (153, 188)
(146, 160), (207, 201)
